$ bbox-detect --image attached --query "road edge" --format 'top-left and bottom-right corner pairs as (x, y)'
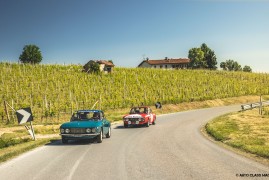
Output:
(200, 121), (269, 167)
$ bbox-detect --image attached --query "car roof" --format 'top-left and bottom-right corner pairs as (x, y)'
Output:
(76, 110), (102, 113)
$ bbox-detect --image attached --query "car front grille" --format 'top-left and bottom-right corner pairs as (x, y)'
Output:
(129, 118), (139, 122)
(70, 128), (86, 134)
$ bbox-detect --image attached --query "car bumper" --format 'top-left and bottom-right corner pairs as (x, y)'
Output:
(60, 133), (100, 139)
(123, 121), (146, 125)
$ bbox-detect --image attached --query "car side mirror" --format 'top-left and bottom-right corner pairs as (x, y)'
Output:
(103, 122), (109, 127)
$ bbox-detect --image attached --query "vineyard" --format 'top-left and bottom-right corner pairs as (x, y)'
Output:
(1, 62), (269, 124)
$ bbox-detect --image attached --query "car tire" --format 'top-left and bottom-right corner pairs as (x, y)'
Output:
(124, 124), (128, 128)
(97, 130), (103, 143)
(146, 119), (150, 127)
(62, 137), (68, 144)
(152, 118), (156, 125)
(106, 127), (111, 138)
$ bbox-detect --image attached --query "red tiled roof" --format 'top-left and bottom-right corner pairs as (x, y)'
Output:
(96, 60), (115, 67)
(138, 58), (190, 67)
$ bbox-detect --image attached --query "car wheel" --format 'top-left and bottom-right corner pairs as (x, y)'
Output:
(146, 119), (150, 127)
(62, 137), (68, 144)
(152, 118), (156, 125)
(106, 127), (111, 138)
(97, 130), (103, 143)
(124, 124), (128, 128)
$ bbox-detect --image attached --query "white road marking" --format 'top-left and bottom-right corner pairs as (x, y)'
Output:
(67, 147), (91, 180)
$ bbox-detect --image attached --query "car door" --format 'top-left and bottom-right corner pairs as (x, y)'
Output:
(148, 108), (153, 123)
(101, 111), (109, 134)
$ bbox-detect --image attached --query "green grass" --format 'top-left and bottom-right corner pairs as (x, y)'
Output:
(0, 134), (31, 149)
(206, 109), (269, 159)
(0, 138), (55, 162)
(0, 125), (59, 150)
(0, 124), (61, 163)
(206, 116), (239, 141)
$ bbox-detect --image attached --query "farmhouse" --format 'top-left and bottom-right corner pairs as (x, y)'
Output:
(96, 60), (115, 73)
(84, 60), (115, 73)
(138, 57), (190, 69)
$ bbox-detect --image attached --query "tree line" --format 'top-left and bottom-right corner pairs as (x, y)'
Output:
(188, 43), (252, 72)
(16, 44), (252, 72)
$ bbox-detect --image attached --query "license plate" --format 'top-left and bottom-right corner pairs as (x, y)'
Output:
(128, 121), (131, 125)
(136, 121), (139, 124)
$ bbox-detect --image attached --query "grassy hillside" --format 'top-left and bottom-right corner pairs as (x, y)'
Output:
(1, 62), (269, 124)
(206, 106), (269, 162)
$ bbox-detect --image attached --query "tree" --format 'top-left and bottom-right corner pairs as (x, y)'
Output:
(108, 60), (114, 65)
(226, 60), (235, 71)
(188, 43), (218, 70)
(220, 59), (243, 71)
(233, 61), (242, 71)
(200, 43), (217, 70)
(243, 65), (252, 72)
(19, 45), (42, 64)
(220, 62), (227, 70)
(188, 48), (205, 69)
(83, 60), (100, 74)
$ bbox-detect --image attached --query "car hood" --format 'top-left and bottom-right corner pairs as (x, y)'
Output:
(60, 120), (102, 128)
(123, 114), (147, 118)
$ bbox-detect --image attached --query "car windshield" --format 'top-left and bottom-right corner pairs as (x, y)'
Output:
(129, 107), (147, 114)
(71, 111), (101, 121)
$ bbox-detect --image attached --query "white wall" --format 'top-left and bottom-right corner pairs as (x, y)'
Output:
(139, 61), (188, 69)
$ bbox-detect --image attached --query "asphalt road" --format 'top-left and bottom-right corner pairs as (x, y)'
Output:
(0, 105), (269, 180)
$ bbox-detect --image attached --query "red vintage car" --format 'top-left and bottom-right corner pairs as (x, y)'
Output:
(123, 106), (156, 128)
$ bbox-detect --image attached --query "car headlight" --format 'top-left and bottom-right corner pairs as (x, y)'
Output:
(60, 128), (65, 133)
(91, 128), (96, 133)
(139, 118), (144, 121)
(65, 129), (70, 133)
(86, 128), (91, 133)
(125, 118), (129, 121)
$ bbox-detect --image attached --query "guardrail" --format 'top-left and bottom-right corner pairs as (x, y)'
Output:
(241, 101), (269, 111)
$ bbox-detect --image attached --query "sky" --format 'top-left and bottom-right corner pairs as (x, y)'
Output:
(0, 0), (268, 72)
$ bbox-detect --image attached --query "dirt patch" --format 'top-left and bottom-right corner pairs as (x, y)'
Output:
(34, 134), (60, 139)
(0, 126), (25, 136)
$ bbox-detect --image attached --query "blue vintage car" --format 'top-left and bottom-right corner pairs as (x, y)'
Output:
(60, 110), (111, 144)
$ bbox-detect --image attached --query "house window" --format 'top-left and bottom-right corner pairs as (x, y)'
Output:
(160, 65), (163, 68)
(106, 67), (112, 73)
(165, 65), (167, 68)
(154, 65), (156, 68)
(172, 65), (175, 68)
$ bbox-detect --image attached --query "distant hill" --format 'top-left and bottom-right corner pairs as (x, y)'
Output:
(1, 62), (269, 124)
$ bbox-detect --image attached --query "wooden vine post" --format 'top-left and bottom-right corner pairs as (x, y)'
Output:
(259, 95), (262, 115)
(4, 100), (10, 123)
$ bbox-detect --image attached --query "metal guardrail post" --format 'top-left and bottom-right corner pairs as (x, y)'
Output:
(241, 99), (269, 113)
